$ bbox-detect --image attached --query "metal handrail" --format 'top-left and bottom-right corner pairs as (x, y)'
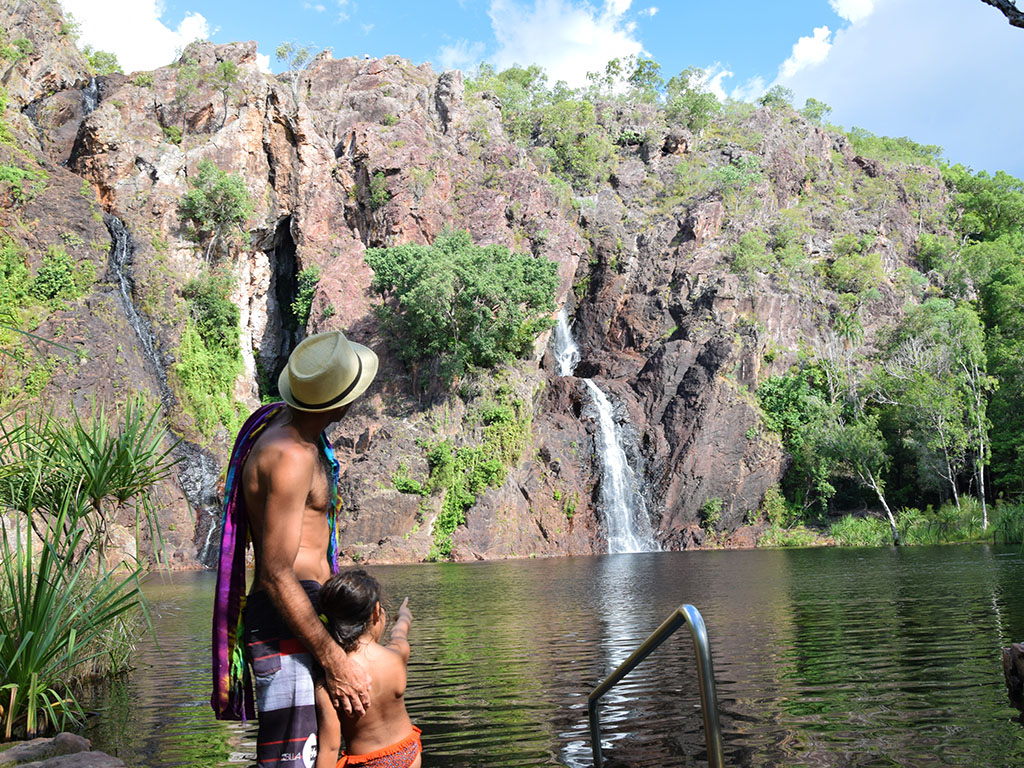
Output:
(587, 604), (724, 768)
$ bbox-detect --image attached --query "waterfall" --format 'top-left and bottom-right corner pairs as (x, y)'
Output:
(105, 215), (223, 567)
(553, 308), (657, 554)
(82, 77), (99, 115)
(554, 308), (581, 376)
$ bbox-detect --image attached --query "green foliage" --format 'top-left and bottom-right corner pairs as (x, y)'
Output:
(290, 266), (320, 331)
(177, 159), (254, 260)
(0, 86), (13, 145)
(425, 385), (532, 559)
(992, 502), (1024, 544)
(173, 52), (200, 134)
(829, 514), (891, 546)
(0, 399), (177, 735)
(210, 59), (239, 127)
(366, 229), (558, 384)
(846, 127), (943, 166)
(392, 463), (427, 495)
(0, 161), (46, 206)
(467, 63), (548, 144)
(175, 270), (243, 435)
(29, 245), (94, 307)
(132, 72), (154, 88)
(665, 67), (721, 135)
(711, 155), (762, 194)
(162, 125), (182, 145)
(699, 497), (722, 537)
(801, 97), (832, 124)
(536, 97), (616, 192)
(757, 85), (794, 109)
(730, 228), (772, 277)
(368, 171), (390, 210)
(0, 507), (146, 738)
(381, 113), (399, 126)
(0, 31), (33, 64)
(827, 234), (884, 294)
(81, 45), (122, 75)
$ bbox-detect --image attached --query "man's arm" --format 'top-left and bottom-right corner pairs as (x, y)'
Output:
(258, 445), (370, 715)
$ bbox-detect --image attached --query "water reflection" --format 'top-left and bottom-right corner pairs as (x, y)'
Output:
(84, 547), (1024, 768)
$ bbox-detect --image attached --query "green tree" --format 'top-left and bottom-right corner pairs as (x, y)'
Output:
(276, 42), (316, 102)
(536, 98), (616, 192)
(82, 45), (122, 76)
(757, 85), (794, 109)
(467, 63), (549, 144)
(627, 57), (663, 103)
(177, 159), (254, 260)
(665, 67), (720, 136)
(869, 299), (994, 523)
(365, 229), (559, 384)
(210, 59), (239, 129)
(801, 97), (832, 124)
(174, 52), (201, 136)
(816, 412), (900, 545)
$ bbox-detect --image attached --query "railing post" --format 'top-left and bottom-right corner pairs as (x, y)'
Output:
(587, 604), (724, 768)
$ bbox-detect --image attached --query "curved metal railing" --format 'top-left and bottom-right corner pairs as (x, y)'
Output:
(587, 603), (725, 767)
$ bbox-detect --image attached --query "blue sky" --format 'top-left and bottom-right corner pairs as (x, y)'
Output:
(60, 0), (1024, 177)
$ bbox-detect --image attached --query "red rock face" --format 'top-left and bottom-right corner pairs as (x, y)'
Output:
(5, 1), (951, 564)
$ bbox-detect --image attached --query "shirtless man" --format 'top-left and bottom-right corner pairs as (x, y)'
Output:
(211, 330), (379, 768)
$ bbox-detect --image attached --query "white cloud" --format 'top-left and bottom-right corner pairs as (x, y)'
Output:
(304, 2), (327, 11)
(59, 0), (209, 71)
(829, 0), (876, 24)
(336, 0), (351, 22)
(361, 23), (374, 35)
(487, 0), (646, 88)
(778, 0), (1023, 177)
(779, 25), (833, 78)
(730, 75), (766, 103)
(256, 52), (272, 73)
(436, 39), (487, 72)
(640, 6), (658, 16)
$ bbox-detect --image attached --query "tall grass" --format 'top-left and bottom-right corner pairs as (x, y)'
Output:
(0, 397), (179, 568)
(0, 398), (174, 738)
(992, 502), (1024, 545)
(0, 496), (148, 738)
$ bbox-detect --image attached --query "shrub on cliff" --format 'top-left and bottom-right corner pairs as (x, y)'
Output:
(177, 159), (253, 261)
(175, 270), (243, 434)
(365, 229), (558, 384)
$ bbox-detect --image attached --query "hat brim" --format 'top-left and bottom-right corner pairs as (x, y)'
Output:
(278, 340), (379, 412)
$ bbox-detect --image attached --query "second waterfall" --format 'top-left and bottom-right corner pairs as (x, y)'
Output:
(553, 309), (657, 554)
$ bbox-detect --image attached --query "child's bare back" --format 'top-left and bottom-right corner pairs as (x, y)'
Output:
(315, 570), (420, 768)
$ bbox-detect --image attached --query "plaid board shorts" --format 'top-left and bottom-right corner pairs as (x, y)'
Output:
(243, 581), (322, 768)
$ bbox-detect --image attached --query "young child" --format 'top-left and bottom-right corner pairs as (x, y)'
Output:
(314, 569), (420, 768)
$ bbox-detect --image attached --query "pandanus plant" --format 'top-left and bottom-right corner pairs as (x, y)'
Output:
(0, 484), (149, 739)
(0, 396), (180, 570)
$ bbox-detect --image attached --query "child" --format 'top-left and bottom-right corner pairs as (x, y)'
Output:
(314, 569), (420, 768)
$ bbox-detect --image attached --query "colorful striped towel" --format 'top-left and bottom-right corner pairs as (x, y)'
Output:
(210, 402), (341, 721)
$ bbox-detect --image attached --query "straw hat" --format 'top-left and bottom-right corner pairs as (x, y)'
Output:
(278, 331), (378, 412)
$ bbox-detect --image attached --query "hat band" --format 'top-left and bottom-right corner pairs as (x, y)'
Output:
(290, 355), (363, 410)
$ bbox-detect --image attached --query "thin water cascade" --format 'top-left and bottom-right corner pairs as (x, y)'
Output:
(82, 77), (99, 115)
(105, 215), (223, 566)
(553, 308), (657, 554)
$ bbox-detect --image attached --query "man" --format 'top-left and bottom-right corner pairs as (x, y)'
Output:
(212, 330), (378, 768)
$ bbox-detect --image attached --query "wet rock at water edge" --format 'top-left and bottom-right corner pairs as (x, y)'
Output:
(1003, 642), (1024, 715)
(0, 733), (123, 767)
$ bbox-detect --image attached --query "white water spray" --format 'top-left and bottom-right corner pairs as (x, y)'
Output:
(553, 308), (657, 554)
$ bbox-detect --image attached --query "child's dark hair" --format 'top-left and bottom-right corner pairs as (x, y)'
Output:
(318, 569), (383, 652)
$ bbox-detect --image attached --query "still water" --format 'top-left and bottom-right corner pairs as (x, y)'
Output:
(84, 546), (1024, 767)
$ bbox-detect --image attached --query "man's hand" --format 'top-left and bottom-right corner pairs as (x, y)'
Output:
(322, 642), (371, 716)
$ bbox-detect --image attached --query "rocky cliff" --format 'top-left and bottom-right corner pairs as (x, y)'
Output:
(0, 0), (951, 564)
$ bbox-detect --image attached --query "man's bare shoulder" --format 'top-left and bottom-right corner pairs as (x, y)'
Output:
(247, 428), (317, 476)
